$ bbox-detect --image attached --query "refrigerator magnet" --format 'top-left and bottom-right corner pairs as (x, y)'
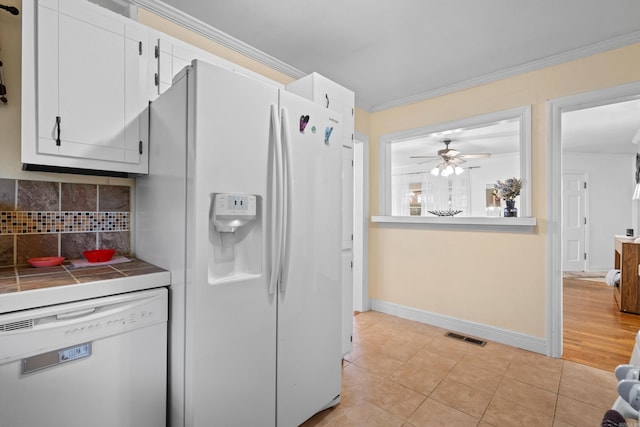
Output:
(299, 115), (310, 132)
(324, 127), (334, 144)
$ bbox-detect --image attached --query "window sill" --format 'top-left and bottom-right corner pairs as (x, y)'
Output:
(371, 216), (536, 232)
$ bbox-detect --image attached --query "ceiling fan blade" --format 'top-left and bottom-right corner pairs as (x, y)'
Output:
(410, 155), (440, 159)
(450, 158), (466, 165)
(458, 153), (491, 159)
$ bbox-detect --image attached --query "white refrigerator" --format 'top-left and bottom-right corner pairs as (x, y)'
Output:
(136, 60), (344, 427)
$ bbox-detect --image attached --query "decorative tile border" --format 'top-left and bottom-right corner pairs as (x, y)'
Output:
(0, 212), (130, 234)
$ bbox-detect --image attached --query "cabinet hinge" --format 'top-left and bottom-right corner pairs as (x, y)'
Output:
(154, 73), (159, 87)
(138, 41), (142, 56)
(154, 45), (159, 59)
(139, 141), (143, 155)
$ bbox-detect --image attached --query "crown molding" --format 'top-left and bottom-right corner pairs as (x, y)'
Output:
(131, 0), (640, 113)
(371, 31), (640, 112)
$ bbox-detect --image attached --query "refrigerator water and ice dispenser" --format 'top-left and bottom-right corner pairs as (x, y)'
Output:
(209, 193), (261, 282)
(211, 194), (257, 233)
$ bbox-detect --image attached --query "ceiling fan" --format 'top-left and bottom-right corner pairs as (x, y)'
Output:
(410, 139), (492, 165)
(410, 139), (491, 176)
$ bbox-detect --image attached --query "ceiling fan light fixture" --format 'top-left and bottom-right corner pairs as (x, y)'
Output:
(442, 165), (454, 176)
(455, 166), (464, 175)
(430, 166), (440, 176)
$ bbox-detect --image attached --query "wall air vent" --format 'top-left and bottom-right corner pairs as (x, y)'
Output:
(445, 331), (487, 347)
(0, 319), (34, 332)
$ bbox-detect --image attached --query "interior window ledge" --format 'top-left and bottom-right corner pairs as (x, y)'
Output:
(371, 215), (536, 232)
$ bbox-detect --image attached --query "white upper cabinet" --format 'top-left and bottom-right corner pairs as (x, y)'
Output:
(22, 0), (149, 175)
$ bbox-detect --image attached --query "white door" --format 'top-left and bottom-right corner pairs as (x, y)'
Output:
(277, 91), (343, 427)
(563, 172), (588, 271)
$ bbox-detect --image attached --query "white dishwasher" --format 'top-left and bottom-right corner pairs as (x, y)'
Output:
(0, 287), (168, 427)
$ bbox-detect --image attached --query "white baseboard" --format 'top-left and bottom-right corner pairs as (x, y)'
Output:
(370, 299), (549, 356)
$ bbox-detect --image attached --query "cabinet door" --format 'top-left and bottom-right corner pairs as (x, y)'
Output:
(36, 0), (147, 171)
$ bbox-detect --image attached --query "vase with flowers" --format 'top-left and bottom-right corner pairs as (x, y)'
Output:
(494, 177), (522, 217)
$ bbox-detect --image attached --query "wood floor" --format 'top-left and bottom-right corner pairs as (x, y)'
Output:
(563, 276), (640, 371)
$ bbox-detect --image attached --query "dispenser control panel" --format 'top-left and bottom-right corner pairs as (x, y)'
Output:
(215, 194), (257, 216)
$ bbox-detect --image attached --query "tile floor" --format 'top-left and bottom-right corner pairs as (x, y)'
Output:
(303, 311), (627, 426)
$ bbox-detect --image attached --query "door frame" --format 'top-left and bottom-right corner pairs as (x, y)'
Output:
(353, 132), (370, 312)
(547, 81), (640, 357)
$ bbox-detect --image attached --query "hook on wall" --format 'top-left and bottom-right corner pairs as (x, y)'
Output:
(0, 4), (19, 15)
(0, 61), (6, 104)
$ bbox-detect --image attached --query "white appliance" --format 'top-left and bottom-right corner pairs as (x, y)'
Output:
(0, 287), (168, 427)
(136, 60), (344, 427)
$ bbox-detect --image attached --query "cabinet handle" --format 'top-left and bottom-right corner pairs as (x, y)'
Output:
(139, 140), (143, 155)
(55, 116), (61, 146)
(325, 93), (330, 108)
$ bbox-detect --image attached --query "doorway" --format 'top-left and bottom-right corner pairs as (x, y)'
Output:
(548, 81), (640, 357)
(353, 133), (369, 312)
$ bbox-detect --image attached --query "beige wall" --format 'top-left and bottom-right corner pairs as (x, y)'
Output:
(368, 44), (640, 338)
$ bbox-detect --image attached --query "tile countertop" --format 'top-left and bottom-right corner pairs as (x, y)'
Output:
(0, 259), (171, 313)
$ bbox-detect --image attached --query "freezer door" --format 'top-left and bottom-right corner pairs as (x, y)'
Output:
(276, 91), (343, 427)
(186, 61), (280, 426)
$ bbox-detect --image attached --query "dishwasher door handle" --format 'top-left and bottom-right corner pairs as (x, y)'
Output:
(56, 307), (96, 320)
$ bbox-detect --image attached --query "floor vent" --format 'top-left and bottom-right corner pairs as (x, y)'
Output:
(445, 332), (487, 347)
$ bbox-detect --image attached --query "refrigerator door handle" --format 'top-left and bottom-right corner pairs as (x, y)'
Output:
(279, 107), (293, 294)
(269, 104), (283, 295)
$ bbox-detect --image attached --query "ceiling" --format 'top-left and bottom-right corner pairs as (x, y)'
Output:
(138, 0), (640, 112)
(129, 0), (640, 155)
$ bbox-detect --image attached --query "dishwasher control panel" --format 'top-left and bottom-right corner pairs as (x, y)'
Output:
(0, 288), (168, 365)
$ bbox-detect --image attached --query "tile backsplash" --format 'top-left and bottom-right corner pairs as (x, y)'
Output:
(0, 179), (130, 266)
